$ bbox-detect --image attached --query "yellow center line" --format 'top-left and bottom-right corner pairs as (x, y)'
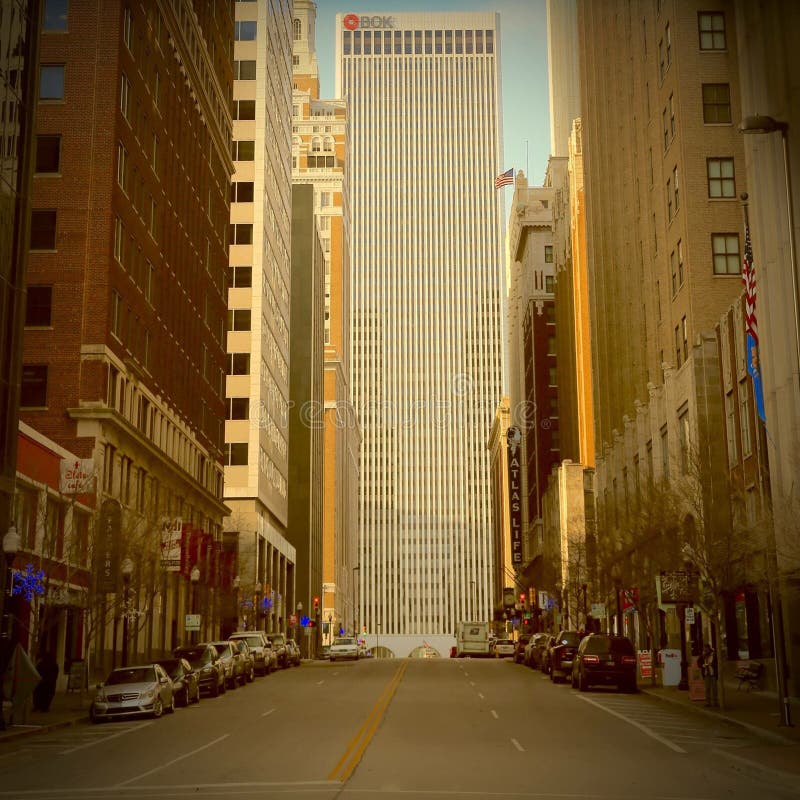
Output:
(328, 661), (407, 782)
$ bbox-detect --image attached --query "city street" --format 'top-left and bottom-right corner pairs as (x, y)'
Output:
(0, 658), (796, 800)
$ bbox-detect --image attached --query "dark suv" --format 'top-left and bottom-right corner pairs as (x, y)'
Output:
(173, 644), (225, 697)
(548, 630), (581, 683)
(266, 633), (288, 669)
(572, 634), (637, 693)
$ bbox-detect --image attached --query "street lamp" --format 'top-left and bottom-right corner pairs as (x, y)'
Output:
(296, 602), (303, 659)
(232, 575), (240, 633)
(352, 564), (360, 637)
(254, 581), (262, 631)
(0, 525), (20, 731)
(190, 565), (200, 643)
(121, 558), (133, 667)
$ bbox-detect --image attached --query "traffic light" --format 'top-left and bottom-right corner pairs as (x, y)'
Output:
(519, 592), (526, 604)
(313, 596), (320, 613)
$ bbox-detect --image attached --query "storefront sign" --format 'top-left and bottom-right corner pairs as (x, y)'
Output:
(507, 426), (523, 565)
(59, 458), (95, 494)
(638, 651), (652, 679)
(185, 614), (201, 631)
(97, 500), (121, 594)
(343, 14), (395, 30)
(688, 664), (706, 701)
(160, 517), (183, 572)
(685, 606), (695, 625)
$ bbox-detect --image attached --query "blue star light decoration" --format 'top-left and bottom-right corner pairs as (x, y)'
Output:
(261, 596), (273, 612)
(12, 564), (46, 602)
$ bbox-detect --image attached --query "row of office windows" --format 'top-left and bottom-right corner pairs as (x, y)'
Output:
(343, 28), (495, 56)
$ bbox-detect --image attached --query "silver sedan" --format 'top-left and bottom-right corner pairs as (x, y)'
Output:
(90, 663), (175, 722)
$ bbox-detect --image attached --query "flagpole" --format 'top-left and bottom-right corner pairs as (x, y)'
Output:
(740, 193), (793, 728)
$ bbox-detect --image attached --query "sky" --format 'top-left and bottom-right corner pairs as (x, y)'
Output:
(314, 0), (552, 186)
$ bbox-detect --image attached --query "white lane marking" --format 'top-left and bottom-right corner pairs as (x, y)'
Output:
(115, 734), (230, 786)
(60, 721), (154, 755)
(333, 672), (340, 676)
(577, 695), (686, 754)
(511, 737), (525, 752)
(490, 709), (499, 719)
(261, 708), (276, 717)
(478, 692), (485, 699)
(469, 681), (475, 687)
(316, 680), (325, 685)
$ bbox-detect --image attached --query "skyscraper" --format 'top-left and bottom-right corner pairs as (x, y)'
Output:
(336, 12), (505, 653)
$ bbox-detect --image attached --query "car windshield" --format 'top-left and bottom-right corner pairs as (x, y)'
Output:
(584, 636), (635, 655)
(268, 635), (286, 646)
(497, 639), (514, 646)
(234, 636), (263, 648)
(212, 644), (232, 658)
(157, 659), (183, 678)
(106, 667), (155, 685)
(334, 637), (355, 646)
(558, 632), (581, 646)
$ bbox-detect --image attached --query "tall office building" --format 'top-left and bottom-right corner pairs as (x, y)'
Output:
(336, 12), (505, 653)
(225, 0), (296, 631)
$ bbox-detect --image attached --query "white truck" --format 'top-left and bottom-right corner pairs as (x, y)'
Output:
(455, 621), (490, 658)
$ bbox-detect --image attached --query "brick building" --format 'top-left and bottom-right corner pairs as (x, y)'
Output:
(21, 0), (234, 672)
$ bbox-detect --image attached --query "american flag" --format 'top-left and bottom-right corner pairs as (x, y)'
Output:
(742, 223), (766, 421)
(494, 168), (514, 189)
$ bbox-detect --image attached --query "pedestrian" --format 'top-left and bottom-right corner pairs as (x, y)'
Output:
(33, 651), (59, 712)
(698, 643), (718, 708)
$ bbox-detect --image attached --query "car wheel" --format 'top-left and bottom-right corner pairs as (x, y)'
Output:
(330, 656), (336, 662)
(219, 676), (226, 694)
(622, 680), (637, 694)
(194, 683), (201, 703)
(152, 698), (163, 718)
(89, 704), (102, 724)
(579, 672), (589, 692)
(228, 675), (237, 689)
(180, 687), (189, 707)
(166, 694), (176, 714)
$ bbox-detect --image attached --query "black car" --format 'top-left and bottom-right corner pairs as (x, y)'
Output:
(173, 644), (225, 697)
(513, 635), (531, 664)
(572, 634), (637, 693)
(266, 633), (289, 669)
(548, 630), (581, 683)
(156, 657), (200, 707)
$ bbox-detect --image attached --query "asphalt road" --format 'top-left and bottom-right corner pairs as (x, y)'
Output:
(0, 657), (795, 800)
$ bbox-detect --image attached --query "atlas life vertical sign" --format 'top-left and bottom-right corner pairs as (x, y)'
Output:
(507, 427), (523, 565)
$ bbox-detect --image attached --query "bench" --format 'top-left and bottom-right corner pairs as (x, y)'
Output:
(735, 661), (763, 691)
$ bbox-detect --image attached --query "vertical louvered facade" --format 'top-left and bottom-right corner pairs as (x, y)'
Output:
(336, 13), (504, 648)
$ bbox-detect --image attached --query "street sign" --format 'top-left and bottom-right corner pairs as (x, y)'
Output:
(685, 607), (695, 625)
(289, 614), (298, 626)
(591, 603), (606, 618)
(185, 614), (201, 631)
(638, 651), (653, 679)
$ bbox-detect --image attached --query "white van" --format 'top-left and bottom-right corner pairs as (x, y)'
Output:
(455, 621), (490, 657)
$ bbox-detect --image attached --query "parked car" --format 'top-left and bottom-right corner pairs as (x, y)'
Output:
(230, 638), (256, 682)
(286, 639), (302, 666)
(156, 657), (200, 707)
(514, 635), (531, 664)
(266, 633), (289, 669)
(572, 633), (637, 693)
(230, 632), (271, 676)
(174, 644), (225, 697)
(330, 636), (359, 661)
(548, 630), (582, 682)
(492, 638), (516, 658)
(525, 633), (552, 668)
(318, 645), (331, 660)
(90, 663), (175, 723)
(210, 641), (243, 689)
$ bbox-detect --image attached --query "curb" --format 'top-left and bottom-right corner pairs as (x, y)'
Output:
(639, 687), (790, 746)
(0, 713), (89, 744)
(711, 747), (800, 795)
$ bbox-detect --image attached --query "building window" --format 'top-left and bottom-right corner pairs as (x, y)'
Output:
(120, 73), (130, 119)
(226, 443), (249, 466)
(35, 135), (61, 173)
(20, 365), (48, 407)
(43, 0), (68, 30)
(548, 366), (557, 386)
(233, 140), (255, 161)
(153, 69), (159, 109)
(114, 216), (125, 263)
(677, 239), (684, 286)
(230, 266), (252, 287)
(673, 166), (679, 212)
(698, 12), (726, 50)
(544, 245), (553, 263)
(678, 409), (690, 473)
(227, 398), (249, 420)
(670, 250), (678, 295)
(667, 178), (673, 218)
(665, 23), (672, 68)
(660, 425), (669, 479)
(228, 353), (251, 375)
(702, 83), (731, 124)
(123, 6), (132, 50)
(319, 191), (331, 207)
(25, 286), (52, 326)
(545, 275), (554, 293)
(675, 325), (682, 367)
(662, 107), (669, 151)
(658, 38), (665, 80)
(234, 60), (256, 80)
(231, 182), (254, 203)
(707, 157), (735, 198)
(116, 142), (128, 193)
(726, 392), (737, 465)
(234, 21), (257, 41)
(229, 223), (253, 245)
(292, 55), (299, 66)
(712, 233), (741, 274)
(30, 209), (57, 250)
(681, 315), (688, 361)
(293, 18), (302, 41)
(227, 309), (251, 331)
(739, 383), (752, 457)
(234, 100), (256, 120)
(111, 291), (122, 339)
(40, 65), (65, 100)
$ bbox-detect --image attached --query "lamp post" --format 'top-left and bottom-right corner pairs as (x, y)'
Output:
(328, 613), (333, 646)
(232, 575), (240, 633)
(190, 565), (200, 643)
(352, 564), (360, 637)
(121, 558), (133, 667)
(739, 115), (795, 728)
(296, 602), (303, 659)
(0, 526), (20, 731)
(254, 582), (262, 632)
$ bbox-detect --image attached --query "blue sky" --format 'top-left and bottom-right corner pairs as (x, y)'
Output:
(314, 0), (552, 186)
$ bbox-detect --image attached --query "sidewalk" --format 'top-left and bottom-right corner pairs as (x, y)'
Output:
(640, 679), (800, 784)
(0, 690), (92, 743)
